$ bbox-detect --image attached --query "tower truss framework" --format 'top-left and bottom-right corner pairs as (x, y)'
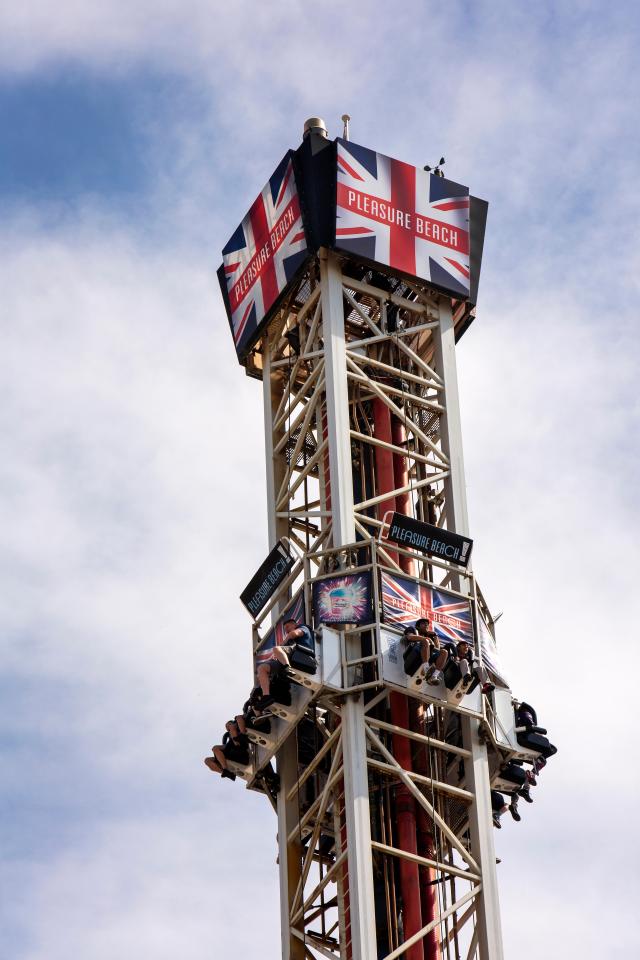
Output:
(236, 249), (506, 960)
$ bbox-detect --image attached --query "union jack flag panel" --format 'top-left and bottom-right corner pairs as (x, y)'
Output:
(335, 139), (470, 297)
(380, 571), (473, 647)
(222, 152), (309, 359)
(255, 590), (306, 664)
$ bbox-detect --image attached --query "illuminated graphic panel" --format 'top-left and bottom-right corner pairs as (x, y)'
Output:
(312, 573), (372, 626)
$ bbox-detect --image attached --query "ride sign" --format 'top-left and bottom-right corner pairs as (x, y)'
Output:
(385, 513), (473, 568)
(240, 539), (296, 618)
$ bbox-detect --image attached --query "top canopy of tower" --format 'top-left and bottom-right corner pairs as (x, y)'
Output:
(218, 130), (488, 364)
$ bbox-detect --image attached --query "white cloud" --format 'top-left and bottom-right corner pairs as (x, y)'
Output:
(3, 810), (281, 960)
(2, 2), (640, 957)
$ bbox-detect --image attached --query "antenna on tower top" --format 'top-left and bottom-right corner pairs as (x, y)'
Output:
(341, 114), (351, 140)
(424, 156), (446, 177)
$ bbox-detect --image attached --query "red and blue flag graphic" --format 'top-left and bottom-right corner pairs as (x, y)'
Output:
(255, 591), (306, 664)
(222, 152), (308, 357)
(381, 571), (473, 646)
(336, 139), (470, 297)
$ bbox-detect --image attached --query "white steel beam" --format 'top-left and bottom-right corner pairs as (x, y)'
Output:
(319, 250), (355, 546)
(319, 249), (376, 959)
(263, 334), (289, 549)
(264, 331), (306, 960)
(461, 721), (503, 960)
(432, 298), (469, 538)
(278, 733), (306, 960)
(433, 296), (504, 960)
(341, 695), (378, 960)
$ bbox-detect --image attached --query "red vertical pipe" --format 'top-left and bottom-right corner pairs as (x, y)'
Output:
(389, 692), (424, 960)
(373, 399), (424, 960)
(410, 704), (441, 960)
(392, 417), (441, 960)
(339, 774), (352, 959)
(391, 416), (415, 579)
(321, 404), (332, 517)
(373, 399), (398, 546)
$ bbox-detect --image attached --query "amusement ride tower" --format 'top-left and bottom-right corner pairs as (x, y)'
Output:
(213, 118), (552, 960)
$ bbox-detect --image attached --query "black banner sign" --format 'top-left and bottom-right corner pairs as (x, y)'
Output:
(386, 513), (473, 568)
(240, 540), (295, 617)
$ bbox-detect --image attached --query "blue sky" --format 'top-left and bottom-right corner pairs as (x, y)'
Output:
(1, 2), (639, 958)
(0, 70), (148, 200)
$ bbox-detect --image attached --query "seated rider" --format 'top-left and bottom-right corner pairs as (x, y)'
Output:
(515, 700), (537, 729)
(454, 640), (495, 695)
(204, 715), (281, 797)
(491, 789), (508, 829)
(499, 758), (535, 806)
(282, 617), (314, 650)
(419, 621), (450, 686)
(255, 618), (313, 710)
(401, 619), (432, 675)
(514, 700), (558, 759)
(491, 783), (524, 827)
(204, 719), (250, 781)
(242, 686), (272, 733)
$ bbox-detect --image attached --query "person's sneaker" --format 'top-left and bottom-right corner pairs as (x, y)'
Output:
(482, 682), (495, 694)
(250, 713), (271, 730)
(427, 669), (443, 686)
(256, 695), (275, 710)
(519, 786), (534, 803)
(509, 800), (521, 822)
(221, 769), (237, 781)
(492, 812), (502, 829)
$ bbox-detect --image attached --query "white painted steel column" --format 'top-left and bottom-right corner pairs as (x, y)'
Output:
(461, 721), (503, 960)
(277, 736), (305, 960)
(434, 297), (504, 960)
(433, 298), (469, 539)
(319, 249), (355, 546)
(319, 249), (377, 960)
(263, 335), (305, 960)
(342, 694), (378, 960)
(262, 338), (277, 547)
(262, 335), (287, 548)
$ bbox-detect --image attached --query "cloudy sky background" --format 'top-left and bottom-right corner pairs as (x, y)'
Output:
(1, 2), (639, 957)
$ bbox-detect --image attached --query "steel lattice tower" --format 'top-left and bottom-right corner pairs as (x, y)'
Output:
(213, 121), (541, 960)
